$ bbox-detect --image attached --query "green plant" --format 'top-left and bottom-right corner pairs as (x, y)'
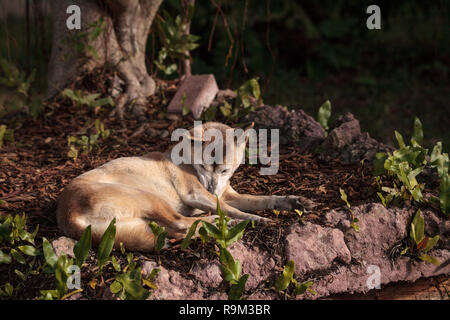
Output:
(67, 119), (110, 160)
(374, 117), (449, 215)
(149, 222), (168, 253)
(274, 260), (316, 296)
(0, 58), (35, 97)
(61, 88), (114, 110)
(0, 58), (41, 118)
(110, 267), (151, 300)
(202, 78), (263, 122)
(0, 213), (40, 263)
(0, 213), (41, 298)
(181, 93), (190, 116)
(39, 225), (93, 300)
(316, 100), (331, 132)
(109, 242), (159, 300)
(40, 238), (76, 300)
(339, 188), (359, 231)
(73, 226), (92, 268)
(153, 48), (178, 76)
(96, 218), (116, 275)
(182, 198), (249, 300)
(68, 17), (106, 60)
(155, 8), (200, 75)
(401, 209), (440, 266)
(0, 124), (14, 149)
(201, 200), (249, 249)
(230, 78), (262, 121)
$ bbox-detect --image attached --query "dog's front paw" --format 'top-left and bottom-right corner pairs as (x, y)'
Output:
(277, 195), (316, 212)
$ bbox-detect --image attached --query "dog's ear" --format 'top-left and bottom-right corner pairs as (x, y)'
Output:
(186, 125), (205, 142)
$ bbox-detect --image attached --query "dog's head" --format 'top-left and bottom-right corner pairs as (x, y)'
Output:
(184, 122), (252, 196)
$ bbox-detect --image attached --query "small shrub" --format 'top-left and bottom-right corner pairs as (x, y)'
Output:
(275, 260), (316, 296)
(374, 117), (449, 215)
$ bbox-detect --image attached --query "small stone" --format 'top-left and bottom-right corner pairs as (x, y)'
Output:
(211, 89), (237, 107)
(51, 236), (76, 258)
(145, 127), (159, 137)
(325, 113), (361, 149)
(159, 129), (169, 139)
(246, 105), (326, 149)
(167, 74), (219, 119)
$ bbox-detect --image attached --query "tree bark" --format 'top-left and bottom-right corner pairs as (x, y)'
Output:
(180, 0), (194, 77)
(47, 0), (163, 125)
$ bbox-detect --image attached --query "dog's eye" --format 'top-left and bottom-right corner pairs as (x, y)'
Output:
(220, 169), (230, 174)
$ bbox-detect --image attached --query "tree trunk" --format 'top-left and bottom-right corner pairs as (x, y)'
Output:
(180, 0), (194, 77)
(47, 0), (163, 125)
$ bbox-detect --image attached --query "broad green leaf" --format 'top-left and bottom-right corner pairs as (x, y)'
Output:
(42, 237), (57, 269)
(394, 131), (406, 149)
(228, 274), (248, 300)
(411, 117), (423, 145)
(418, 254), (440, 266)
(317, 100), (331, 131)
(18, 224), (38, 245)
(55, 255), (70, 296)
(149, 221), (167, 252)
(219, 247), (241, 284)
(339, 188), (351, 208)
(3, 283), (13, 297)
(294, 280), (315, 295)
(0, 250), (11, 264)
(423, 235), (439, 252)
(40, 290), (57, 300)
(155, 232), (167, 252)
(198, 226), (209, 243)
(410, 209), (424, 244)
(97, 218), (116, 268)
(110, 280), (123, 294)
(440, 173), (450, 215)
(275, 260), (295, 291)
(430, 142), (442, 164)
(126, 252), (136, 271)
(149, 221), (164, 237)
(220, 101), (232, 117)
(10, 249), (26, 264)
(182, 104), (190, 116)
(249, 78), (261, 100)
(115, 268), (149, 300)
(73, 225), (92, 267)
(202, 221), (221, 239)
(181, 220), (202, 250)
(111, 256), (121, 272)
(18, 245), (40, 257)
(14, 269), (26, 281)
(225, 220), (249, 247)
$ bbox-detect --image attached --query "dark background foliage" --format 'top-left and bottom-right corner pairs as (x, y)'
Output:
(0, 0), (449, 148)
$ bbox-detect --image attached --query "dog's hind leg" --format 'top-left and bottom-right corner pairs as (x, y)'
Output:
(57, 182), (216, 252)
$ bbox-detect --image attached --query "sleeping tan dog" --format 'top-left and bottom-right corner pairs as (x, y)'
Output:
(57, 122), (312, 252)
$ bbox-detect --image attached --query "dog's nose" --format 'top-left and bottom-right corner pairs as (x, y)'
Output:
(207, 182), (217, 195)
